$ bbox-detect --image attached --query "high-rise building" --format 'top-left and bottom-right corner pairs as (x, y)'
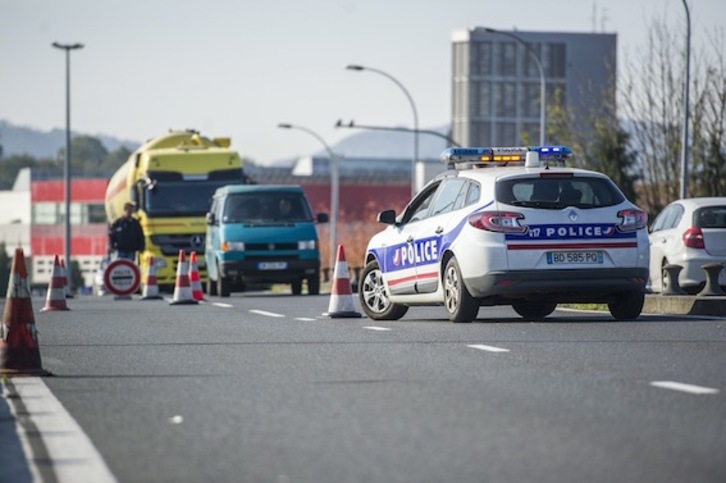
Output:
(451, 28), (617, 147)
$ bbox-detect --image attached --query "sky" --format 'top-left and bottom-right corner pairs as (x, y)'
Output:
(1, 0), (724, 165)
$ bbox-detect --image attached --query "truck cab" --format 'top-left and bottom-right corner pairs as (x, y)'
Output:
(205, 185), (328, 296)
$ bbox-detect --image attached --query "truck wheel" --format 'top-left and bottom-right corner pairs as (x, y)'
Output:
(307, 273), (320, 295)
(291, 278), (303, 295)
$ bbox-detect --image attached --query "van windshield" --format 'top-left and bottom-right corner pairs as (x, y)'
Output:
(222, 193), (313, 223)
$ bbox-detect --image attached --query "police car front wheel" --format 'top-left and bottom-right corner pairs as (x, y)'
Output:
(358, 260), (408, 320)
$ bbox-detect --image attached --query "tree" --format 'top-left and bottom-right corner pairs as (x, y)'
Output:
(546, 87), (639, 203)
(620, 16), (726, 212)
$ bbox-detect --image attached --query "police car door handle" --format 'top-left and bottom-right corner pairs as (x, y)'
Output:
(435, 226), (444, 234)
(406, 236), (414, 243)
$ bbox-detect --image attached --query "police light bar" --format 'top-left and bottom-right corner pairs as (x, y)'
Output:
(441, 146), (572, 169)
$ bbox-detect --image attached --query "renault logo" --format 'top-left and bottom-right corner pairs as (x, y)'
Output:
(568, 210), (579, 222)
(190, 234), (205, 248)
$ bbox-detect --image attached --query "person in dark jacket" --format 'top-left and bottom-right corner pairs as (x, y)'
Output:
(109, 202), (145, 262)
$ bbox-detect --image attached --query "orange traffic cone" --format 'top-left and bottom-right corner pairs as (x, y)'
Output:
(1, 248), (49, 376)
(323, 245), (362, 318)
(141, 255), (163, 300)
(41, 255), (70, 312)
(169, 250), (198, 305)
(60, 259), (73, 299)
(188, 251), (205, 302)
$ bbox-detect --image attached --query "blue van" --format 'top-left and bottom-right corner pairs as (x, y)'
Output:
(205, 185), (328, 296)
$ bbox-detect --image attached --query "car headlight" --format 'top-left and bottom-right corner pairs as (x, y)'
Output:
(155, 257), (167, 269)
(221, 241), (245, 252)
(298, 240), (316, 250)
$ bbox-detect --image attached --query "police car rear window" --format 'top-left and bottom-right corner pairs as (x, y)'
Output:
(496, 176), (624, 209)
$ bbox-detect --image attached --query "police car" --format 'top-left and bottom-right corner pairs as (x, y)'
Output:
(358, 146), (650, 322)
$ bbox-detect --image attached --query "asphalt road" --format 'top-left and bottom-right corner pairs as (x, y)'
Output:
(2, 293), (725, 483)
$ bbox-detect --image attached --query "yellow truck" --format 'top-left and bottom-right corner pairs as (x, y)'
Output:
(104, 130), (247, 291)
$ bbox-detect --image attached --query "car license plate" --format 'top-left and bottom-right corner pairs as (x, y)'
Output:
(258, 261), (288, 270)
(546, 251), (603, 264)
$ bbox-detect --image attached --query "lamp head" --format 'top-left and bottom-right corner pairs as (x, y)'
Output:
(277, 123), (292, 129)
(345, 65), (364, 71)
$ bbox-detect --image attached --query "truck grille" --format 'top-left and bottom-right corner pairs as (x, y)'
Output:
(150, 234), (206, 256)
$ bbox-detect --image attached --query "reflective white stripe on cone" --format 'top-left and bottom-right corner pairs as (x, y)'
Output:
(188, 251), (205, 302)
(323, 245), (362, 318)
(41, 254), (70, 312)
(170, 250), (198, 305)
(141, 255), (163, 300)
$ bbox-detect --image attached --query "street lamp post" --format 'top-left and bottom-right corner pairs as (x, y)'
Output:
(335, 119), (461, 147)
(484, 28), (546, 146)
(277, 123), (340, 273)
(680, 0), (691, 199)
(345, 65), (419, 196)
(52, 41), (84, 294)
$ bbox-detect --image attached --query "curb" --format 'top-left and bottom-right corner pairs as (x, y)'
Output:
(644, 294), (726, 316)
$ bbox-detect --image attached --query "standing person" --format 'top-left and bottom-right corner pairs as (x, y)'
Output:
(108, 202), (145, 262)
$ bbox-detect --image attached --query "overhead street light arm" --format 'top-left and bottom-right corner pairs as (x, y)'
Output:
(334, 119), (460, 147)
(345, 64), (419, 195)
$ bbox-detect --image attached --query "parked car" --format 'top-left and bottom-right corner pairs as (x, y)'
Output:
(648, 197), (726, 293)
(358, 146), (650, 323)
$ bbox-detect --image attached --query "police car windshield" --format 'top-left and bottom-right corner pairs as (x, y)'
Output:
(496, 176), (624, 209)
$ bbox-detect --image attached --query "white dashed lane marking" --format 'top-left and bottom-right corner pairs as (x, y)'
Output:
(363, 326), (392, 331)
(468, 344), (510, 353)
(295, 317), (317, 321)
(212, 302), (234, 308)
(650, 381), (720, 395)
(250, 309), (285, 318)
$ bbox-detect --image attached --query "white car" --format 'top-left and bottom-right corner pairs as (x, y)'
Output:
(358, 146), (650, 323)
(648, 197), (726, 294)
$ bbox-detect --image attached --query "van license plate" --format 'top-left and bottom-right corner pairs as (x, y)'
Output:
(546, 251), (603, 264)
(258, 262), (288, 270)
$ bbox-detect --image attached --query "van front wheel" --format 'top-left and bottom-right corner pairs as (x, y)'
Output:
(217, 265), (230, 297)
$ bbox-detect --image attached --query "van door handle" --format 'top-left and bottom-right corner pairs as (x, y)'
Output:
(435, 226), (444, 234)
(406, 236), (414, 243)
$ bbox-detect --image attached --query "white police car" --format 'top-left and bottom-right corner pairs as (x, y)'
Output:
(358, 146), (650, 322)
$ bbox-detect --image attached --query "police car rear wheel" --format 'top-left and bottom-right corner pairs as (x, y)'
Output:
(512, 301), (557, 320)
(608, 291), (644, 320)
(443, 257), (478, 323)
(359, 260), (408, 320)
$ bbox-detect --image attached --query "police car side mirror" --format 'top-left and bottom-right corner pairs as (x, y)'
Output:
(316, 213), (329, 223)
(377, 210), (397, 225)
(206, 212), (216, 225)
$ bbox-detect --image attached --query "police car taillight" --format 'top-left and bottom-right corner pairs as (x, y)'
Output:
(682, 227), (705, 249)
(469, 212), (527, 233)
(616, 209), (647, 232)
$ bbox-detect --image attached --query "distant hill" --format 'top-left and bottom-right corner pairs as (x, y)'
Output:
(0, 119), (454, 165)
(0, 120), (140, 160)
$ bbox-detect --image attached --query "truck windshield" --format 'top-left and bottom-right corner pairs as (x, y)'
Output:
(144, 180), (232, 216)
(223, 193), (313, 223)
(142, 168), (245, 217)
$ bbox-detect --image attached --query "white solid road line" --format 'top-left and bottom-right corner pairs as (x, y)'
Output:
(468, 344), (511, 353)
(650, 381), (720, 395)
(212, 302), (234, 308)
(6, 377), (117, 483)
(363, 326), (392, 331)
(295, 317), (317, 321)
(250, 309), (285, 318)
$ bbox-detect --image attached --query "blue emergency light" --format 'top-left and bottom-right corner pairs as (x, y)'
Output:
(441, 145), (572, 169)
